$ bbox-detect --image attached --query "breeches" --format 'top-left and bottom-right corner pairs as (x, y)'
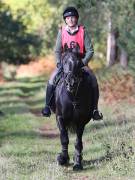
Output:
(48, 67), (60, 85)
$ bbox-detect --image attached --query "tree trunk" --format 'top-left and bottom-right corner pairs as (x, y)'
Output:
(120, 48), (128, 68)
(106, 32), (116, 66)
(0, 63), (4, 82)
(106, 18), (119, 67)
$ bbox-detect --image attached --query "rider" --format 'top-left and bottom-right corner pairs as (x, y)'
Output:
(42, 6), (103, 120)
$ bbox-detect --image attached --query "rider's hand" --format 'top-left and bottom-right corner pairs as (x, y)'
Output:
(57, 63), (61, 68)
(79, 61), (84, 68)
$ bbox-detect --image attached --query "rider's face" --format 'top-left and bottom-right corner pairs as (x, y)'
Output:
(65, 16), (77, 27)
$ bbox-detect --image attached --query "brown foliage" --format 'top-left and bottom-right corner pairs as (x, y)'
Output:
(16, 56), (55, 78)
(100, 73), (135, 104)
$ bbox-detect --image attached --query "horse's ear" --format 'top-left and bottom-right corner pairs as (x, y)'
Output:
(72, 44), (80, 54)
(63, 44), (69, 52)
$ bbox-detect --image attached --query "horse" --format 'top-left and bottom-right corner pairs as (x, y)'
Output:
(51, 50), (93, 170)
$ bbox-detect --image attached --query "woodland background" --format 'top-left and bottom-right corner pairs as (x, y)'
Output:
(0, 0), (135, 179)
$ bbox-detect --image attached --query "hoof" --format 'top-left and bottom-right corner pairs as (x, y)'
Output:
(73, 164), (83, 171)
(57, 153), (69, 166)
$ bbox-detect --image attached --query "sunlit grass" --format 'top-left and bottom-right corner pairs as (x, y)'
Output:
(0, 76), (135, 179)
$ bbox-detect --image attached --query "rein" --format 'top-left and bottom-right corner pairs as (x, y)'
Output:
(64, 71), (82, 109)
(61, 51), (83, 109)
(72, 78), (82, 109)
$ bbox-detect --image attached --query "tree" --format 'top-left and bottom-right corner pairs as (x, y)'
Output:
(5, 0), (64, 55)
(0, 2), (42, 64)
(106, 20), (119, 67)
(102, 0), (135, 66)
(65, 0), (135, 66)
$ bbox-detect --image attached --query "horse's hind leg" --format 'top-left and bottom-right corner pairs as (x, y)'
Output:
(57, 116), (69, 166)
(73, 126), (84, 171)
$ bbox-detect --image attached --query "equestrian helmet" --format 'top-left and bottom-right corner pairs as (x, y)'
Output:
(63, 7), (79, 19)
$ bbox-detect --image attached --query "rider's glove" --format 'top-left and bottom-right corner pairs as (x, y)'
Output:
(79, 61), (85, 68)
(57, 63), (63, 71)
(57, 63), (61, 68)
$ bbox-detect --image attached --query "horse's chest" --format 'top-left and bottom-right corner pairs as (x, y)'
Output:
(57, 83), (91, 119)
(62, 97), (89, 118)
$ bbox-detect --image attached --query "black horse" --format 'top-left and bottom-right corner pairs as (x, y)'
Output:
(51, 51), (93, 170)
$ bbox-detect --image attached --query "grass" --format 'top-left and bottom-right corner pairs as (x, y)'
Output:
(0, 75), (135, 179)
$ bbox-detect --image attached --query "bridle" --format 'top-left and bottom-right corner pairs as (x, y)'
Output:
(62, 53), (83, 97)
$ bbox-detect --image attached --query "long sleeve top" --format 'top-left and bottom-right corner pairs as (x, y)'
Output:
(55, 26), (94, 66)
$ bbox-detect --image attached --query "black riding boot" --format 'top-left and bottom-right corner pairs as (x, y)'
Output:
(92, 85), (103, 120)
(42, 83), (55, 117)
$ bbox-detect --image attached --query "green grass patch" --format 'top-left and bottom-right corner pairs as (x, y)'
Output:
(0, 76), (135, 179)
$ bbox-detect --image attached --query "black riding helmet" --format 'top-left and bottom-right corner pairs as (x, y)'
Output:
(63, 7), (79, 19)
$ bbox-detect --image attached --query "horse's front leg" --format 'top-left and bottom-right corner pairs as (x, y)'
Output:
(73, 125), (84, 171)
(56, 115), (69, 166)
